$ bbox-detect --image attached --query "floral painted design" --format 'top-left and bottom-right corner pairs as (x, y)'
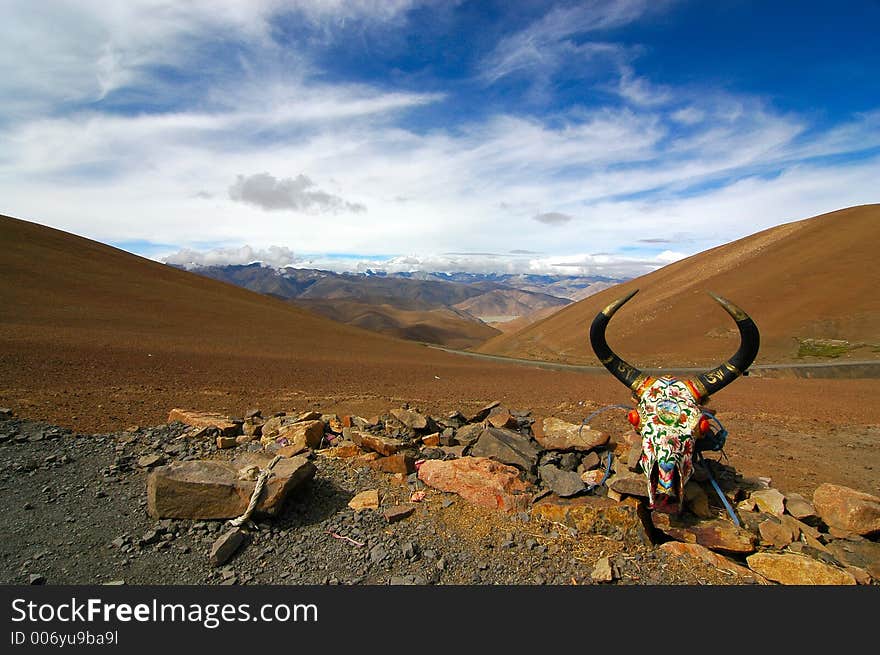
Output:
(637, 376), (701, 508)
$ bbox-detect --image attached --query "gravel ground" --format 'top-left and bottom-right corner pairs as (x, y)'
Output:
(0, 416), (763, 586)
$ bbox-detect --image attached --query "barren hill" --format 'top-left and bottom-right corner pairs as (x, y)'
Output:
(477, 204), (880, 367)
(1, 212), (878, 498)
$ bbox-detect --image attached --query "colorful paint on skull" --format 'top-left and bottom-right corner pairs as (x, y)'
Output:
(636, 377), (701, 509)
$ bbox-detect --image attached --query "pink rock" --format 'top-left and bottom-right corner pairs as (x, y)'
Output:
(417, 456), (533, 512)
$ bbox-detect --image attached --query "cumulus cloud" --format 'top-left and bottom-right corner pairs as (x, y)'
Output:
(163, 244), (298, 269)
(533, 212), (574, 225)
(228, 173), (366, 213)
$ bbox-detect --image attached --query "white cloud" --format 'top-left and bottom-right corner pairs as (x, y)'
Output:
(164, 245), (298, 269)
(0, 1), (877, 281)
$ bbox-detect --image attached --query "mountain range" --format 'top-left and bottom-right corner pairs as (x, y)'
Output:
(176, 263), (614, 348)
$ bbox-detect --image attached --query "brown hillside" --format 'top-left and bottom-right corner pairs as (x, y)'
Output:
(477, 205), (880, 367)
(0, 212), (878, 497)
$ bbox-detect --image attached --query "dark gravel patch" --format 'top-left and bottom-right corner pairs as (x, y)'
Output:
(0, 416), (752, 586)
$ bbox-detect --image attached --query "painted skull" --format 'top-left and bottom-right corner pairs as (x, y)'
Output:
(635, 376), (701, 510)
(589, 289), (760, 511)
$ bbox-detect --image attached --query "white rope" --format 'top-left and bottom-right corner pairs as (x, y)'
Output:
(228, 455), (282, 528)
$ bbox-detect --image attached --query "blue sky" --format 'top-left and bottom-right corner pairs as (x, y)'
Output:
(1, 1), (878, 277)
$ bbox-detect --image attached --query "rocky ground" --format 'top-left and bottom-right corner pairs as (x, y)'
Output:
(1, 406), (877, 587)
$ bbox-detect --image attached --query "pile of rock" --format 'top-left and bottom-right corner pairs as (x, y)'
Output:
(152, 403), (879, 585)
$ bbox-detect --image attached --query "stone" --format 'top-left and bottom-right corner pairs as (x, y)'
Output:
(470, 426), (540, 472)
(759, 518), (794, 548)
(538, 464), (585, 498)
(369, 453), (416, 475)
(487, 407), (517, 429)
(659, 542), (768, 583)
(651, 513), (757, 554)
(439, 445), (466, 459)
(826, 538), (880, 579)
(216, 436), (237, 449)
(784, 492), (816, 520)
(296, 411), (322, 422)
(260, 419), (325, 451)
(245, 409), (262, 419)
(28, 574), (46, 585)
(813, 483), (880, 536)
(417, 457), (533, 512)
(0, 407), (13, 417)
(468, 401), (500, 423)
(146, 453), (316, 519)
(750, 488), (786, 517)
(137, 454), (165, 469)
(348, 489), (380, 512)
(580, 451), (601, 471)
(581, 469), (606, 487)
(383, 504), (416, 523)
(210, 528), (246, 567)
(422, 433), (440, 447)
(591, 557), (614, 582)
(626, 442), (643, 471)
(348, 430), (405, 456)
(355, 452), (381, 466)
(323, 441), (362, 458)
(531, 495), (651, 545)
(391, 407), (428, 431)
(533, 418), (609, 452)
(453, 423), (484, 447)
(273, 444), (309, 458)
(241, 421), (263, 437)
(607, 469), (649, 498)
(168, 409), (240, 437)
(746, 553), (856, 585)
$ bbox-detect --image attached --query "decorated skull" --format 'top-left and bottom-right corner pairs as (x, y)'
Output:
(589, 289), (759, 512)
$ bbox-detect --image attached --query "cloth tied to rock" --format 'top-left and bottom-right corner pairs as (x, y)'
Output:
(227, 455), (282, 528)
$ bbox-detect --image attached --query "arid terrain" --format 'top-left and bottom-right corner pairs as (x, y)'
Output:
(1, 211), (878, 586)
(478, 204), (880, 367)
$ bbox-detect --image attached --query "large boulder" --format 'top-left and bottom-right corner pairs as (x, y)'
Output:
(470, 426), (540, 472)
(651, 513), (757, 554)
(146, 452), (315, 519)
(348, 430), (405, 456)
(260, 418), (325, 450)
(418, 456), (533, 512)
(813, 483), (880, 536)
(746, 553), (856, 585)
(531, 495), (651, 545)
(533, 418), (609, 452)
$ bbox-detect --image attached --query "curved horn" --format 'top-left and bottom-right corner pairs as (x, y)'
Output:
(691, 292), (760, 399)
(589, 288), (647, 393)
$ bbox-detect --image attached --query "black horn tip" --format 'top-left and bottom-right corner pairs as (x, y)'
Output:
(600, 288), (639, 318)
(707, 291), (749, 322)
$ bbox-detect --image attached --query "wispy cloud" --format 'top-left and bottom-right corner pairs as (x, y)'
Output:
(0, 1), (877, 280)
